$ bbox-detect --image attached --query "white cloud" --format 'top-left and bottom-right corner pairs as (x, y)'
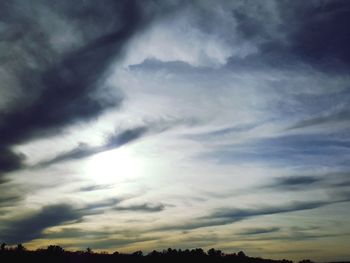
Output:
(122, 4), (257, 68)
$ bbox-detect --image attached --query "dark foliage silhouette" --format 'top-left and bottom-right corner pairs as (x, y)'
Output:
(0, 244), (327, 263)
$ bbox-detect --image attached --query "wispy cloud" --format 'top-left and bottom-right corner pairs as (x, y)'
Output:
(155, 198), (350, 232)
(288, 109), (350, 130)
(35, 126), (148, 168)
(266, 172), (350, 191)
(114, 203), (166, 213)
(238, 227), (280, 236)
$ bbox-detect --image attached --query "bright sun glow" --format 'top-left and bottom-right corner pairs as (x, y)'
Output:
(84, 147), (141, 184)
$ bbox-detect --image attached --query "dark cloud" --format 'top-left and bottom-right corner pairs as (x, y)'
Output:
(270, 176), (321, 190)
(0, 194), (23, 208)
(0, 204), (84, 244)
(288, 1), (350, 71)
(231, 0), (350, 71)
(108, 127), (148, 147)
(0, 148), (25, 174)
(0, 0), (173, 177)
(78, 184), (114, 192)
(81, 197), (167, 214)
(238, 227), (280, 236)
(1, 195), (162, 243)
(114, 203), (166, 213)
(35, 126), (148, 168)
(0, 182), (29, 212)
(267, 172), (350, 192)
(0, 1), (148, 147)
(205, 201), (330, 221)
(155, 198), (350, 231)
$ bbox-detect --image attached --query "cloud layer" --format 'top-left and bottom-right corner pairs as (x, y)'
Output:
(0, 1), (350, 262)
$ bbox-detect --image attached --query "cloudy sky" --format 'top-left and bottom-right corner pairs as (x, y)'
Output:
(1, 0), (350, 261)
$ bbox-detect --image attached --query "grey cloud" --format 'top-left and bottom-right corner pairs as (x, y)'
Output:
(114, 203), (166, 213)
(267, 172), (350, 191)
(0, 197), (133, 244)
(288, 109), (350, 130)
(34, 126), (148, 168)
(237, 231), (349, 243)
(0, 194), (23, 208)
(81, 197), (167, 213)
(0, 204), (84, 244)
(238, 227), (280, 236)
(268, 176), (322, 191)
(208, 201), (338, 220)
(82, 198), (123, 212)
(78, 184), (114, 192)
(0, 194), (162, 244)
(43, 227), (138, 240)
(185, 123), (258, 141)
(43, 227), (111, 240)
(78, 197), (168, 214)
(155, 198), (350, 232)
(154, 218), (236, 232)
(0, 194), (22, 207)
(0, 182), (30, 211)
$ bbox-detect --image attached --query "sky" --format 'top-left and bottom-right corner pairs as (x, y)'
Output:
(0, 0), (350, 261)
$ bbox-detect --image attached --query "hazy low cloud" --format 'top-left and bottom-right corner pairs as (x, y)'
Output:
(71, 236), (158, 250)
(0, 197), (166, 244)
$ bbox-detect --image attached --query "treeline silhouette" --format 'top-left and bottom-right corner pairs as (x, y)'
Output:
(0, 243), (323, 263)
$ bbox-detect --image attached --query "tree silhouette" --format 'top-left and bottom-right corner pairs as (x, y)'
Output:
(208, 248), (223, 257)
(0, 243), (6, 251)
(47, 245), (64, 254)
(16, 244), (25, 252)
(0, 244), (318, 263)
(238, 250), (247, 257)
(132, 250), (143, 256)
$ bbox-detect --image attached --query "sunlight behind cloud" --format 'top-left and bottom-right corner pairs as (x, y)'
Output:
(85, 147), (142, 184)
